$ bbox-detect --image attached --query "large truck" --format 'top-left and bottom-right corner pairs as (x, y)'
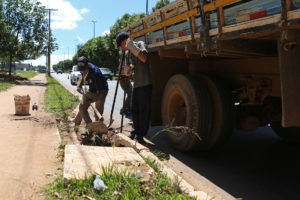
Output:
(121, 0), (300, 151)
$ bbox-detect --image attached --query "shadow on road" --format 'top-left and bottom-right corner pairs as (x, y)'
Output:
(146, 125), (300, 200)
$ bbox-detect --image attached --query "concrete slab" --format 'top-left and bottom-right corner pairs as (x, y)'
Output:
(63, 145), (154, 180)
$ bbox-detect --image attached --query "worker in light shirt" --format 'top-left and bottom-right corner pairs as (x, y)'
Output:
(116, 32), (152, 144)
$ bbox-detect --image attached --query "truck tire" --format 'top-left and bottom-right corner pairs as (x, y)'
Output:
(162, 74), (213, 151)
(200, 75), (234, 149)
(271, 123), (300, 143)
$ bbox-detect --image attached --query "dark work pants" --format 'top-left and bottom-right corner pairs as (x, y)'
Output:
(120, 79), (133, 112)
(131, 85), (152, 139)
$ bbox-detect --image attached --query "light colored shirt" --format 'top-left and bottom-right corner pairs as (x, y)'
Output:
(126, 41), (152, 88)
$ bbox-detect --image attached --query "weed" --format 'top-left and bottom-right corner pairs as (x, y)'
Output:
(44, 164), (196, 200)
(151, 126), (201, 142)
(151, 150), (170, 161)
(58, 141), (68, 150)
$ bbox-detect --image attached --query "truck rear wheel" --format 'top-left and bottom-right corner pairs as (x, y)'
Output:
(201, 75), (234, 149)
(162, 74), (234, 151)
(162, 75), (212, 151)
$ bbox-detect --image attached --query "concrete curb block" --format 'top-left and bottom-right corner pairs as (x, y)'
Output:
(114, 133), (213, 200)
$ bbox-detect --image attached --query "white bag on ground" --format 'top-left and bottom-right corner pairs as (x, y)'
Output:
(93, 175), (107, 191)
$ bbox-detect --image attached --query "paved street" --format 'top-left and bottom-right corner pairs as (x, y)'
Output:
(53, 72), (300, 200)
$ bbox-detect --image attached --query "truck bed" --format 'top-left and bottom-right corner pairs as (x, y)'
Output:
(121, 0), (300, 55)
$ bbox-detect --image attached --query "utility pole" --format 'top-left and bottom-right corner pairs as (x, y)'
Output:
(46, 8), (58, 77)
(91, 20), (97, 38)
(146, 0), (149, 15)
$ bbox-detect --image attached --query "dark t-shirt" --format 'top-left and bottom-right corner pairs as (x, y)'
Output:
(86, 63), (108, 92)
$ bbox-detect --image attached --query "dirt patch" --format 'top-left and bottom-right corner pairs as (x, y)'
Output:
(9, 114), (57, 128)
(0, 74), (60, 200)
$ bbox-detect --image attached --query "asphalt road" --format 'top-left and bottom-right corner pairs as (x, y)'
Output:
(53, 72), (300, 200)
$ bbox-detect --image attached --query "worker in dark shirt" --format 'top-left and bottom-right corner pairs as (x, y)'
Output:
(75, 56), (108, 126)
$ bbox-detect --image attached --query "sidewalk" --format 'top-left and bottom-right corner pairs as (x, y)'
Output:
(0, 74), (60, 199)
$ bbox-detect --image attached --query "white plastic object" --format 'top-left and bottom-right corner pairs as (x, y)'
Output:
(93, 175), (107, 191)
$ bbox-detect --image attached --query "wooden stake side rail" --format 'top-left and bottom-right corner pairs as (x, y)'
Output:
(204, 0), (243, 12)
(120, 0), (300, 51)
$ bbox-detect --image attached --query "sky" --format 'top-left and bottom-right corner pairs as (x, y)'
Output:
(26, 0), (160, 67)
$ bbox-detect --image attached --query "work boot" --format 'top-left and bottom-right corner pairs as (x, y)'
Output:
(129, 133), (135, 140)
(136, 137), (146, 145)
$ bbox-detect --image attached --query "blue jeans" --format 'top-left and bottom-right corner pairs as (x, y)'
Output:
(131, 85), (152, 139)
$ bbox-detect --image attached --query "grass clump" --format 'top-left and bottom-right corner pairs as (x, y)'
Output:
(0, 70), (38, 92)
(15, 70), (38, 79)
(45, 164), (195, 200)
(57, 141), (68, 161)
(0, 79), (15, 92)
(45, 76), (79, 120)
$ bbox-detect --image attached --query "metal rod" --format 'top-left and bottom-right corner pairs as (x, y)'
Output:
(120, 82), (127, 133)
(108, 52), (125, 127)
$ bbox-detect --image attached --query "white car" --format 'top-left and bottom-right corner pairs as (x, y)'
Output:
(70, 65), (82, 85)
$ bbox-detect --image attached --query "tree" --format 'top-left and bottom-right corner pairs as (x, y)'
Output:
(53, 59), (73, 72)
(152, 0), (170, 12)
(0, 0), (57, 77)
(0, 0), (8, 59)
(72, 13), (145, 74)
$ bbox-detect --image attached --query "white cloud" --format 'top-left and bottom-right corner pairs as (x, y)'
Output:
(101, 30), (110, 36)
(39, 0), (88, 30)
(80, 8), (89, 14)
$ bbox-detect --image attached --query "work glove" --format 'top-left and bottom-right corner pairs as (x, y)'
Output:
(123, 64), (134, 76)
(125, 38), (140, 57)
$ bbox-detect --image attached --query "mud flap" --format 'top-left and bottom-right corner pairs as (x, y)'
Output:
(278, 30), (300, 127)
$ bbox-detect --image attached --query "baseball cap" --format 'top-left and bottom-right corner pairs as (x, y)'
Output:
(116, 32), (129, 47)
(77, 56), (88, 71)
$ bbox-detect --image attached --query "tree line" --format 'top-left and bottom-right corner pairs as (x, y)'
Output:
(66, 0), (170, 74)
(0, 0), (170, 76)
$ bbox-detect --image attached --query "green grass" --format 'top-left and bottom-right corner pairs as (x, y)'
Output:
(0, 70), (39, 92)
(45, 163), (196, 200)
(16, 70), (38, 79)
(45, 76), (79, 119)
(0, 79), (15, 92)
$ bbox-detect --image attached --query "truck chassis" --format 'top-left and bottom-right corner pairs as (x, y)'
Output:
(121, 0), (300, 151)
